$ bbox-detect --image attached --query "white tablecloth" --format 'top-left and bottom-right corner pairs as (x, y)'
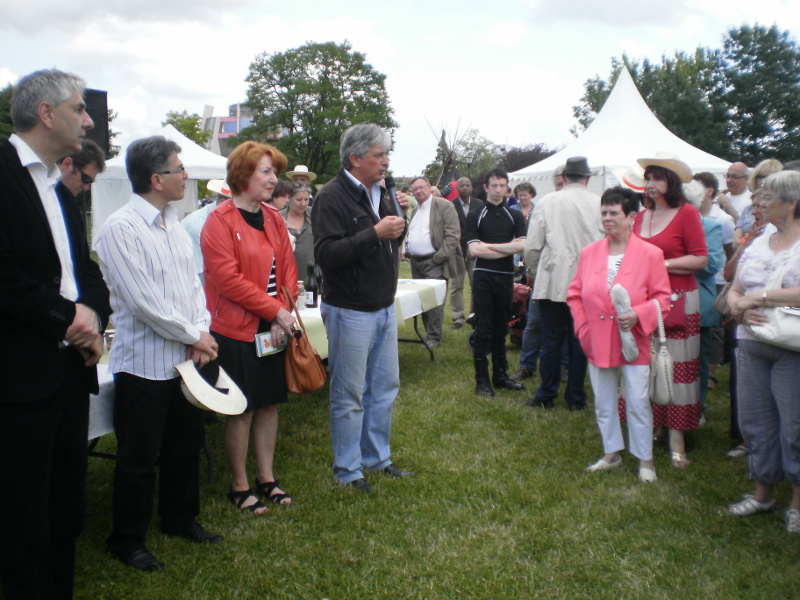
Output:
(297, 278), (447, 359)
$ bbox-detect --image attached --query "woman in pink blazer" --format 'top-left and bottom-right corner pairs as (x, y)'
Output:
(567, 187), (671, 482)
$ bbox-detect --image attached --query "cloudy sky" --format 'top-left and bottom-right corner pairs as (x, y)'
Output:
(1, 0), (797, 175)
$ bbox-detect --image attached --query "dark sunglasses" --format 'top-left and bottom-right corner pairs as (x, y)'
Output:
(77, 166), (95, 185)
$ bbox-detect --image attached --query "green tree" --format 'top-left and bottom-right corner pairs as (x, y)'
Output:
(163, 110), (211, 147)
(424, 128), (501, 183)
(107, 108), (121, 157)
(0, 84), (13, 144)
(239, 40), (397, 182)
(721, 24), (800, 163)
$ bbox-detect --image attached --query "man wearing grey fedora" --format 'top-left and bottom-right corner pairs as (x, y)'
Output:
(524, 157), (604, 410)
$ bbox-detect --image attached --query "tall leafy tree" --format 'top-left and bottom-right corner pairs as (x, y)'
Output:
(721, 24), (800, 163)
(240, 41), (397, 182)
(163, 110), (211, 147)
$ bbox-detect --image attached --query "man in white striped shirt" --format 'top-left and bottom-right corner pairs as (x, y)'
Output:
(95, 136), (222, 572)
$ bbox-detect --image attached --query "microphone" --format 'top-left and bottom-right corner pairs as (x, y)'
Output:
(384, 175), (403, 217)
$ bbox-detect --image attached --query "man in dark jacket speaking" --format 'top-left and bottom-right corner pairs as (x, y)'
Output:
(311, 123), (414, 493)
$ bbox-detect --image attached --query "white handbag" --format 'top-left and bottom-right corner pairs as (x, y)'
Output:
(748, 242), (800, 352)
(649, 299), (674, 405)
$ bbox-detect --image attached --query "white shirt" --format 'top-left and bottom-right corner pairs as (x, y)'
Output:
(95, 194), (210, 380)
(728, 189), (752, 216)
(344, 169), (382, 217)
(406, 196), (436, 256)
(9, 134), (78, 302)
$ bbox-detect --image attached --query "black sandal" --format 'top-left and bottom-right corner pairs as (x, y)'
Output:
(255, 478), (293, 505)
(226, 487), (269, 514)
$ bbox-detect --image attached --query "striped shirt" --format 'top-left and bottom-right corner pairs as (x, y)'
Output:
(95, 194), (210, 380)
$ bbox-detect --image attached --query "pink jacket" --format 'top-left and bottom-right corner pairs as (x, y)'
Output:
(201, 200), (298, 343)
(567, 234), (671, 367)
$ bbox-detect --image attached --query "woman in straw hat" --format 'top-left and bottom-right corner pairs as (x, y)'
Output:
(630, 153), (708, 468)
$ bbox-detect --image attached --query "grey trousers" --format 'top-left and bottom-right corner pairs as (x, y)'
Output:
(410, 255), (446, 343)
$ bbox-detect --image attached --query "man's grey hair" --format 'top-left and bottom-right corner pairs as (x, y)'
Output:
(11, 69), (87, 133)
(126, 136), (182, 195)
(340, 123), (391, 170)
(410, 176), (430, 186)
(58, 138), (106, 173)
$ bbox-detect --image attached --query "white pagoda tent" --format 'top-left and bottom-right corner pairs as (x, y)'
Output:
(509, 67), (731, 195)
(91, 124), (228, 244)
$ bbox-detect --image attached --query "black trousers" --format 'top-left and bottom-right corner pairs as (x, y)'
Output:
(472, 270), (514, 357)
(0, 348), (89, 600)
(107, 373), (204, 549)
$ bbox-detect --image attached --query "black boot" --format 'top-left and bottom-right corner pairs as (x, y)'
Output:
(492, 353), (525, 391)
(474, 355), (495, 397)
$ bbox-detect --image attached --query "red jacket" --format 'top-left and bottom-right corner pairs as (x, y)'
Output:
(201, 200), (298, 342)
(567, 234), (671, 367)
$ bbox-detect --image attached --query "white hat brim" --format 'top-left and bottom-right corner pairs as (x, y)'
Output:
(175, 360), (247, 415)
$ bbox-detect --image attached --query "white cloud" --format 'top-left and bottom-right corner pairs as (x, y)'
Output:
(0, 68), (17, 87)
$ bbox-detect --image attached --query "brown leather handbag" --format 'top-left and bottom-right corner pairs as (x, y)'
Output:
(281, 286), (326, 394)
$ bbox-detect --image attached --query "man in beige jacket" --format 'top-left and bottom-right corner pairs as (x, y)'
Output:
(524, 157), (604, 410)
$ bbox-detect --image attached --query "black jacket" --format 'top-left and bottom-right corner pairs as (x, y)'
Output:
(0, 140), (111, 402)
(311, 169), (403, 312)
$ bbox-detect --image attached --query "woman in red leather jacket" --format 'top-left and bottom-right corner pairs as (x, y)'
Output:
(201, 141), (298, 514)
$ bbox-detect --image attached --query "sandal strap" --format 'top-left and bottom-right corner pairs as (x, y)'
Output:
(227, 487), (268, 513)
(255, 478), (293, 505)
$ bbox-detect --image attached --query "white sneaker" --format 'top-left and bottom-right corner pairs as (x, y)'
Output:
(726, 494), (776, 517)
(786, 508), (800, 533)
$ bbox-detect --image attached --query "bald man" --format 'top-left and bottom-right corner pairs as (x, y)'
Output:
(717, 162), (751, 222)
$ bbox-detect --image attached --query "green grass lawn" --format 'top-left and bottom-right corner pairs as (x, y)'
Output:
(74, 263), (800, 600)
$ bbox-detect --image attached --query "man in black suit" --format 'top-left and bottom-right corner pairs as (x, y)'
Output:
(449, 176), (483, 329)
(0, 69), (111, 600)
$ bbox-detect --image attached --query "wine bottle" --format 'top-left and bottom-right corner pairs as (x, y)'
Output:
(304, 262), (318, 308)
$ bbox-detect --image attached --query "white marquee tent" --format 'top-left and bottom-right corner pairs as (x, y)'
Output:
(509, 67), (731, 196)
(91, 124), (228, 244)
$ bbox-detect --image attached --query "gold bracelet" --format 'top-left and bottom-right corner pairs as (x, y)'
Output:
(762, 290), (768, 306)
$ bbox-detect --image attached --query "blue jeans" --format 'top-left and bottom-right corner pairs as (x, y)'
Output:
(533, 300), (588, 409)
(518, 296), (542, 372)
(321, 303), (400, 483)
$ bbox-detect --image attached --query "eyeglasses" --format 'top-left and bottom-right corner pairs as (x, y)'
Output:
(725, 173), (745, 179)
(76, 167), (95, 185)
(760, 193), (777, 204)
(158, 164), (185, 175)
